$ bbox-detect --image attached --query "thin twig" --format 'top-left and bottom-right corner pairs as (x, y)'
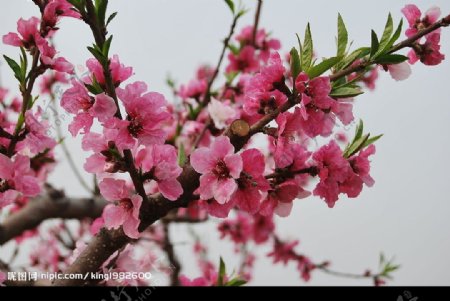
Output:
(252, 0), (263, 46)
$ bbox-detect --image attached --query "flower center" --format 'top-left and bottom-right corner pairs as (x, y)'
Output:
(127, 116), (143, 137)
(80, 96), (95, 111)
(213, 159), (230, 179)
(258, 96), (277, 115)
(119, 198), (133, 211)
(0, 179), (10, 193)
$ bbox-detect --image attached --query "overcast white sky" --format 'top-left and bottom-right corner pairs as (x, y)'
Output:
(1, 0), (450, 286)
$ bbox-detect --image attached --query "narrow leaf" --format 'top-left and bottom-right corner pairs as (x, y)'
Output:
(338, 47), (370, 70)
(217, 257), (226, 286)
(301, 23), (313, 71)
(370, 30), (379, 58)
(344, 134), (369, 158)
(375, 54), (408, 65)
(224, 0), (235, 14)
(3, 55), (22, 82)
(330, 86), (364, 98)
(225, 278), (247, 286)
(363, 134), (383, 148)
(337, 14), (348, 57)
(106, 12), (118, 26)
(376, 13), (394, 56)
(307, 56), (341, 78)
(385, 19), (403, 52)
(177, 143), (186, 166)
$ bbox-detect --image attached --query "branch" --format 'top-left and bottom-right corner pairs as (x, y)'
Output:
(252, 0), (263, 46)
(0, 190), (106, 245)
(162, 222), (181, 286)
(329, 14), (450, 82)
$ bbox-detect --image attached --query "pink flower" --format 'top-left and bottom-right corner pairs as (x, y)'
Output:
(268, 239), (299, 265)
(178, 79), (207, 100)
(226, 45), (259, 74)
(312, 140), (350, 208)
(2, 17), (40, 48)
(99, 178), (143, 239)
(243, 89), (287, 120)
(82, 131), (124, 174)
(109, 81), (171, 147)
(86, 55), (133, 86)
(408, 32), (445, 66)
(18, 111), (57, 155)
(252, 214), (275, 244)
(43, 0), (81, 29)
(340, 145), (376, 197)
(230, 149), (270, 214)
(191, 136), (243, 204)
(0, 153), (41, 208)
(207, 98), (236, 130)
(218, 212), (253, 244)
(260, 181), (300, 217)
(245, 52), (285, 95)
(136, 144), (183, 201)
(273, 108), (303, 168)
(296, 73), (353, 138)
(402, 5), (441, 38)
(61, 79), (117, 136)
(235, 25), (281, 62)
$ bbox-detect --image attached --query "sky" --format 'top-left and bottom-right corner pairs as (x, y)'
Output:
(1, 0), (450, 286)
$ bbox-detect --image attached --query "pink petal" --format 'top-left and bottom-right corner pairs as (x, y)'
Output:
(0, 153), (13, 179)
(15, 175), (40, 196)
(224, 153), (243, 178)
(388, 62), (412, 81)
(425, 6), (441, 24)
(213, 178), (237, 204)
(198, 173), (217, 200)
(190, 148), (216, 174)
(90, 93), (117, 121)
(84, 154), (106, 173)
(2, 32), (22, 46)
(401, 4), (421, 26)
(99, 178), (128, 201)
(122, 217), (141, 239)
(158, 179), (183, 201)
(241, 149), (265, 176)
(130, 195), (143, 220)
(68, 112), (93, 137)
(103, 204), (127, 229)
(0, 190), (19, 208)
(274, 202), (293, 217)
(210, 136), (234, 159)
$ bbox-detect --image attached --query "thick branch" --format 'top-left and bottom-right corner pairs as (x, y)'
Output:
(0, 192), (106, 245)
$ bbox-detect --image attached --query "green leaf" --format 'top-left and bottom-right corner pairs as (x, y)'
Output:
(217, 257), (226, 286)
(337, 13), (348, 57)
(225, 278), (247, 286)
(87, 45), (106, 65)
(354, 119), (364, 142)
(224, 0), (235, 14)
(290, 47), (301, 80)
(330, 86), (364, 98)
(375, 54), (408, 65)
(95, 0), (108, 25)
(227, 44), (240, 55)
(103, 35), (113, 57)
(85, 74), (103, 94)
(3, 55), (23, 82)
(385, 19), (403, 52)
(376, 13), (393, 57)
(370, 30), (379, 58)
(177, 143), (186, 166)
(106, 12), (118, 27)
(338, 47), (370, 70)
(344, 133), (369, 158)
(301, 23), (313, 71)
(19, 47), (28, 81)
(225, 71), (239, 84)
(307, 56), (341, 78)
(363, 134), (383, 148)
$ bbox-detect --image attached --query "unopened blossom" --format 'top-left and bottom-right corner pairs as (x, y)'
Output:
(191, 136), (243, 204)
(99, 178), (143, 239)
(0, 153), (40, 208)
(136, 144), (183, 201)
